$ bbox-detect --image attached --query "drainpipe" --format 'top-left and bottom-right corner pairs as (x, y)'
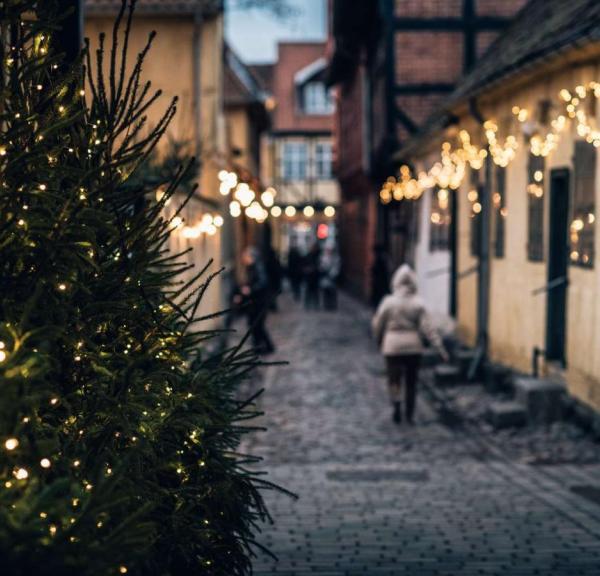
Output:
(468, 98), (492, 376)
(193, 7), (203, 163)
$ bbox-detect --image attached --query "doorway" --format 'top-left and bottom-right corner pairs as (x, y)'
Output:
(546, 169), (570, 365)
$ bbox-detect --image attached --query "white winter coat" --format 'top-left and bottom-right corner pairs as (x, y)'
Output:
(371, 265), (444, 357)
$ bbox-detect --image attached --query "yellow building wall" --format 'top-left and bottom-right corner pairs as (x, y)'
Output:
(453, 61), (600, 410)
(86, 14), (228, 326)
(456, 122), (480, 347)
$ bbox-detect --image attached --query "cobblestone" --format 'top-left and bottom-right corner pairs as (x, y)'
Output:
(240, 294), (600, 575)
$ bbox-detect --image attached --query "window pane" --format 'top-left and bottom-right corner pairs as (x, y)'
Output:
(493, 166), (506, 258)
(281, 142), (307, 181)
(571, 140), (596, 268)
(303, 82), (334, 115)
(527, 153), (545, 262)
(469, 169), (482, 257)
(430, 187), (451, 252)
(315, 142), (332, 180)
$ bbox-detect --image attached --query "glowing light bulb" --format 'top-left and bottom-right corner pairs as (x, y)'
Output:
(271, 206), (282, 217)
(213, 215), (224, 227)
(40, 458), (51, 468)
(0, 350), (6, 363)
(285, 206), (296, 217)
(14, 468), (28, 480)
(4, 438), (18, 450)
(303, 206), (315, 218)
(324, 206), (336, 218)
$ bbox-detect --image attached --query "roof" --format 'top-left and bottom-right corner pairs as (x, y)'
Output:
(396, 0), (600, 160)
(248, 64), (274, 93)
(449, 0), (600, 104)
(85, 0), (223, 16)
(224, 44), (268, 107)
(294, 57), (328, 86)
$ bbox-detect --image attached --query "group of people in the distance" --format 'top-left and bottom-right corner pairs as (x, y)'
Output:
(235, 240), (449, 426)
(287, 240), (341, 311)
(234, 240), (341, 356)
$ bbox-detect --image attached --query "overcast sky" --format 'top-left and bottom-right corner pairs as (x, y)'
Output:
(225, 0), (327, 64)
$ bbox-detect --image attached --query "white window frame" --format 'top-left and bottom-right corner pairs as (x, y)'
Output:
(315, 142), (333, 180)
(281, 142), (308, 181)
(303, 82), (334, 115)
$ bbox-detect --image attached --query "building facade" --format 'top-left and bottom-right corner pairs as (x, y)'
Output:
(261, 42), (339, 257)
(328, 0), (527, 303)
(85, 0), (230, 324)
(392, 0), (600, 413)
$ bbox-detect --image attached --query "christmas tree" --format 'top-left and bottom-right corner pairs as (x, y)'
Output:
(0, 1), (274, 574)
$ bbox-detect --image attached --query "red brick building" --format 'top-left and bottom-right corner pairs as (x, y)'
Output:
(261, 42), (339, 255)
(328, 0), (528, 302)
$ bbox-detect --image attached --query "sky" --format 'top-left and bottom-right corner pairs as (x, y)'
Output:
(225, 0), (327, 64)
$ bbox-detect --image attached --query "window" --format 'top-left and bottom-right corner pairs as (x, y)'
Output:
(493, 166), (507, 258)
(315, 142), (332, 180)
(469, 169), (482, 257)
(571, 140), (596, 268)
(527, 153), (545, 262)
(281, 142), (307, 181)
(303, 82), (334, 115)
(429, 187), (451, 251)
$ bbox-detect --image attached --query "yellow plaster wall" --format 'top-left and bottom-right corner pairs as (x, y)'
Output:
(463, 62), (600, 410)
(86, 14), (228, 325)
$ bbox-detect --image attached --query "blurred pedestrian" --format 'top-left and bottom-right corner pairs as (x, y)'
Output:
(287, 240), (304, 302)
(303, 242), (321, 310)
(238, 246), (275, 355)
(320, 245), (341, 310)
(372, 264), (448, 424)
(371, 244), (390, 309)
(265, 246), (283, 311)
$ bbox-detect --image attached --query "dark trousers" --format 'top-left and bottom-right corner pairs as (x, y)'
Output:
(247, 309), (274, 354)
(304, 281), (320, 309)
(385, 354), (421, 421)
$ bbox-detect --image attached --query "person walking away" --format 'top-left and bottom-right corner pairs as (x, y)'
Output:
(265, 246), (283, 311)
(239, 246), (275, 354)
(287, 241), (304, 302)
(372, 264), (448, 424)
(303, 242), (321, 310)
(319, 246), (341, 310)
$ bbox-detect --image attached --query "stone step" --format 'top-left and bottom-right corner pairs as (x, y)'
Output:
(486, 364), (512, 393)
(513, 376), (566, 424)
(487, 401), (528, 429)
(455, 348), (477, 378)
(434, 364), (460, 387)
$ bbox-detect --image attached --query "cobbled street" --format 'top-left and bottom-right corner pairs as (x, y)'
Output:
(241, 294), (600, 576)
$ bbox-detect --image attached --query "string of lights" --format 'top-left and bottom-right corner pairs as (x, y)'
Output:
(379, 81), (600, 205)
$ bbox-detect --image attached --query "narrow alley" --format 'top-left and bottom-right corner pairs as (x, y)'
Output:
(242, 295), (600, 576)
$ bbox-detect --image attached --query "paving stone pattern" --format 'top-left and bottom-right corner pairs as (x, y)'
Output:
(239, 294), (600, 575)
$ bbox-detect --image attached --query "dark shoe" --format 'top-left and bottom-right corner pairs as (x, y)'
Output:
(393, 402), (402, 424)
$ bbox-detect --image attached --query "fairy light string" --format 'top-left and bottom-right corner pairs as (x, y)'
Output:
(380, 81), (600, 204)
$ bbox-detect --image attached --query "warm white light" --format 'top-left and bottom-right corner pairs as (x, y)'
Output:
(271, 206), (282, 217)
(213, 215), (224, 227)
(534, 170), (543, 182)
(324, 206), (336, 218)
(285, 206), (296, 217)
(57, 283), (67, 291)
(182, 226), (200, 240)
(261, 189), (275, 207)
(14, 468), (28, 480)
(218, 170), (228, 181)
(0, 350), (6, 363)
(229, 201), (242, 218)
(170, 216), (183, 230)
(40, 458), (51, 468)
(303, 206), (315, 218)
(4, 438), (18, 450)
